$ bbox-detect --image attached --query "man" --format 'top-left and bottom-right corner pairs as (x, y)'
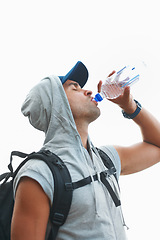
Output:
(11, 61), (160, 240)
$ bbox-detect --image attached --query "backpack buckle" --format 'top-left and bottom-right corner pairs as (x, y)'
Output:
(65, 183), (73, 191)
(102, 166), (116, 178)
(109, 166), (117, 176)
(53, 213), (64, 226)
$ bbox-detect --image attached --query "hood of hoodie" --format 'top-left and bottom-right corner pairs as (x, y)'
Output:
(22, 76), (81, 149)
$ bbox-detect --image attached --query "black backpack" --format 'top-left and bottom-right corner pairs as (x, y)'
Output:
(0, 148), (121, 240)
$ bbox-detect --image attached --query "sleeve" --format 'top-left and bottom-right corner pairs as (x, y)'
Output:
(13, 159), (54, 205)
(98, 145), (121, 179)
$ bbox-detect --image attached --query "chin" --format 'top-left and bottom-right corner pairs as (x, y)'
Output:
(90, 109), (101, 123)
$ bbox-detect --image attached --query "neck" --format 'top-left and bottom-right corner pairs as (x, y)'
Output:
(75, 121), (89, 149)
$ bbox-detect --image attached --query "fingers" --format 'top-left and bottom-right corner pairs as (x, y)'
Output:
(97, 71), (116, 93)
(108, 86), (131, 105)
(97, 80), (102, 93)
(108, 70), (116, 78)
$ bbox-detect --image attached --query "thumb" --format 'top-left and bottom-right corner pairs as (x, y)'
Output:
(123, 86), (131, 99)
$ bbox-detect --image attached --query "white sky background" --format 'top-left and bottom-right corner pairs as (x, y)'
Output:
(1, 0), (160, 239)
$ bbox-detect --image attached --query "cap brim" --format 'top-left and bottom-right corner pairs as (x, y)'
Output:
(59, 61), (88, 88)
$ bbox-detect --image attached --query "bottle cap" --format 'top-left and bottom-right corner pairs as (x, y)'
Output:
(94, 93), (103, 102)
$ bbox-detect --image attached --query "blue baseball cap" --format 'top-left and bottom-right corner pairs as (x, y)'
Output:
(59, 61), (89, 88)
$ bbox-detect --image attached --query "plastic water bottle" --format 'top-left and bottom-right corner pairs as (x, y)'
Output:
(94, 66), (139, 102)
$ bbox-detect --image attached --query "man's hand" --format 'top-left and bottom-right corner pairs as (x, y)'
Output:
(108, 86), (137, 115)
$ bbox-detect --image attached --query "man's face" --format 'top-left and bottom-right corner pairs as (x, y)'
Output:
(63, 80), (100, 124)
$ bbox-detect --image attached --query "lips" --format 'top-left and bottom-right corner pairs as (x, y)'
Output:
(91, 97), (98, 105)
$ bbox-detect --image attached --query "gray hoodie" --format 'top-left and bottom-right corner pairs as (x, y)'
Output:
(13, 75), (127, 239)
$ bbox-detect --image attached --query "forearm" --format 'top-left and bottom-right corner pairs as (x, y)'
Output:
(109, 85), (160, 148)
(117, 89), (160, 148)
(116, 102), (160, 175)
(112, 87), (160, 174)
(133, 107), (160, 147)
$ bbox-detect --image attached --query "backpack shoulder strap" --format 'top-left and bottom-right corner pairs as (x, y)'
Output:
(20, 150), (73, 240)
(96, 148), (121, 207)
(7, 150), (73, 240)
(96, 148), (118, 182)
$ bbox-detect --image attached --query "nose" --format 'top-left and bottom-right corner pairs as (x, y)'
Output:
(84, 89), (92, 96)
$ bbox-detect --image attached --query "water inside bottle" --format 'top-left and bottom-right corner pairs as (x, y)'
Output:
(101, 82), (124, 99)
